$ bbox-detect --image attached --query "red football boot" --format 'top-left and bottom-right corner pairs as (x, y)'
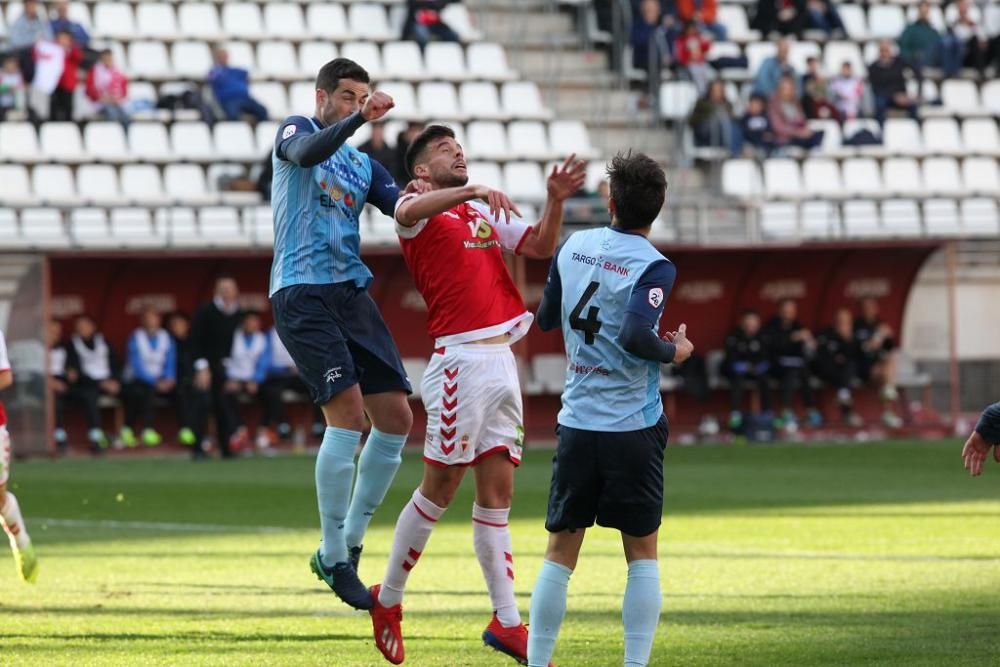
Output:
(369, 584), (405, 665)
(482, 613), (555, 667)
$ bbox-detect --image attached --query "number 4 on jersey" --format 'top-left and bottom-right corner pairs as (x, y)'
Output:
(570, 281), (602, 344)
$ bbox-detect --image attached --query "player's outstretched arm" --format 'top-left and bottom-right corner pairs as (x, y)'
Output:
(279, 91), (395, 168)
(518, 155), (586, 259)
(963, 402), (1000, 477)
(396, 184), (520, 228)
(535, 246), (564, 332)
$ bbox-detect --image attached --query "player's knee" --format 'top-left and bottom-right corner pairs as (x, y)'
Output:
(321, 390), (366, 432)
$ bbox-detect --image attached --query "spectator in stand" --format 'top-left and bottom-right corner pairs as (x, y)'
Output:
(899, 1), (961, 79)
(753, 38), (799, 97)
(674, 21), (714, 92)
(221, 311), (270, 454)
(359, 122), (398, 182)
(49, 0), (89, 49)
(829, 61), (864, 121)
(191, 275), (244, 458)
(208, 47), (268, 122)
(65, 314), (122, 451)
(763, 299), (821, 429)
(85, 48), (129, 125)
(121, 309), (176, 449)
(402, 0), (460, 49)
(675, 0), (727, 41)
(631, 0), (674, 75)
(751, 0), (807, 37)
(804, 0), (845, 37)
(689, 79), (742, 155)
(812, 308), (862, 426)
(723, 310), (772, 432)
(0, 56), (28, 121)
(48, 320), (71, 452)
(854, 298), (902, 429)
(257, 327), (325, 448)
(166, 312), (210, 458)
(49, 28), (82, 121)
(8, 0), (52, 51)
(801, 70), (841, 123)
(740, 93), (775, 156)
(869, 40), (919, 125)
(768, 75), (824, 149)
(950, 0), (999, 76)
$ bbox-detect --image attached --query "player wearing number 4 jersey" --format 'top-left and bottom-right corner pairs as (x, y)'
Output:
(527, 152), (695, 667)
(0, 330), (38, 583)
(368, 124), (585, 665)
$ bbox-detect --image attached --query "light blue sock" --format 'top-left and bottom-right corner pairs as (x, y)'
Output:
(344, 427), (406, 549)
(623, 560), (661, 667)
(316, 427), (361, 567)
(527, 560), (573, 667)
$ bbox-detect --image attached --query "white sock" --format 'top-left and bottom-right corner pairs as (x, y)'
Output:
(473, 504), (521, 628)
(1, 491), (31, 550)
(379, 489), (446, 608)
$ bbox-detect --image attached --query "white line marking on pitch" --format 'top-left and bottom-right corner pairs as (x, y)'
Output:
(37, 518), (296, 533)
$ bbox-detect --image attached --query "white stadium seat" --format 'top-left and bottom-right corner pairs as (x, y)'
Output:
(842, 200), (881, 237)
(257, 121), (281, 155)
(0, 210), (23, 249)
(0, 122), (40, 163)
(418, 82), (462, 120)
(250, 206), (274, 246)
(164, 164), (217, 205)
(377, 81), (419, 119)
(348, 4), (392, 41)
(441, 3), (483, 41)
(250, 82), (290, 119)
(111, 208), (164, 247)
(257, 41), (300, 80)
(172, 41), (213, 79)
(764, 159), (802, 199)
(177, 3), (222, 42)
(77, 164), (125, 206)
(823, 41), (866, 77)
(802, 158), (843, 198)
(465, 121), (510, 160)
(501, 81), (552, 120)
(744, 41), (775, 75)
(135, 3), (178, 40)
(0, 165), (37, 207)
(922, 118), (964, 156)
(158, 207), (198, 245)
(128, 123), (174, 163)
(289, 81), (317, 115)
(788, 42), (821, 73)
(71, 208), (111, 247)
(838, 3), (868, 39)
(120, 164), (169, 205)
(923, 199), (959, 235)
(221, 3), (264, 40)
(717, 5), (759, 43)
(19, 208), (69, 248)
(503, 161), (547, 203)
(868, 5), (906, 38)
(93, 2), (135, 39)
(32, 164), (82, 206)
(962, 158), (1000, 196)
(460, 82), (505, 120)
(224, 41), (256, 72)
(961, 119), (1000, 157)
(171, 122), (215, 162)
(880, 199), (922, 236)
(425, 42), (468, 81)
(906, 3), (946, 31)
(263, 3), (306, 39)
(382, 42), (425, 81)
(842, 158), (883, 196)
(659, 81), (698, 120)
(40, 122), (86, 162)
(199, 207), (249, 246)
(883, 158), (923, 196)
(508, 121), (553, 160)
(721, 159), (763, 199)
(883, 118), (923, 156)
(84, 122), (129, 162)
(300, 42), (338, 77)
(760, 201), (799, 239)
(940, 80), (981, 117)
(800, 200), (841, 238)
(960, 198), (1000, 235)
(306, 3), (350, 41)
(922, 157), (964, 197)
(467, 161), (504, 190)
(214, 122), (260, 162)
(982, 81), (1000, 115)
(128, 41), (171, 79)
(467, 43), (516, 81)
(341, 42), (384, 79)
(549, 120), (598, 159)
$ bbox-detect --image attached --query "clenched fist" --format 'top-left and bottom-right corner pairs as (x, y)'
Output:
(362, 91), (395, 121)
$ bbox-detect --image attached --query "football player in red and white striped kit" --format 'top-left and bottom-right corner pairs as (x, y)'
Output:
(0, 329), (38, 582)
(368, 124), (584, 665)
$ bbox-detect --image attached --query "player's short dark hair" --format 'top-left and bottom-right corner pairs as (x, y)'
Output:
(315, 58), (369, 93)
(405, 124), (455, 178)
(606, 151), (667, 230)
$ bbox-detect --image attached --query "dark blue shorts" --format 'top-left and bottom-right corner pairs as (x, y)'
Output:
(545, 414), (669, 538)
(270, 283), (411, 405)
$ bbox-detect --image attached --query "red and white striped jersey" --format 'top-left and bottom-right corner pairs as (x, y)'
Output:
(396, 195), (534, 347)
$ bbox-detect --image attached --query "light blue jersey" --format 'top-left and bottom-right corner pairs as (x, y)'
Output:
(269, 114), (399, 297)
(552, 227), (671, 431)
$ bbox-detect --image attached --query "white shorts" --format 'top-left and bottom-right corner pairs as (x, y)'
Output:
(421, 343), (524, 468)
(0, 425), (10, 486)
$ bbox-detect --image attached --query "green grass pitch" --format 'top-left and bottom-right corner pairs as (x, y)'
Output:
(2, 440), (999, 666)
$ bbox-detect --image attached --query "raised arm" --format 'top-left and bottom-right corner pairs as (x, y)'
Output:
(277, 91), (395, 168)
(395, 184), (521, 228)
(517, 155), (586, 260)
(963, 401), (1000, 477)
(535, 244), (565, 331)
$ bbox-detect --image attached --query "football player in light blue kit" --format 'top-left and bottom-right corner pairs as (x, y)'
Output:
(527, 152), (695, 667)
(269, 58), (414, 610)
